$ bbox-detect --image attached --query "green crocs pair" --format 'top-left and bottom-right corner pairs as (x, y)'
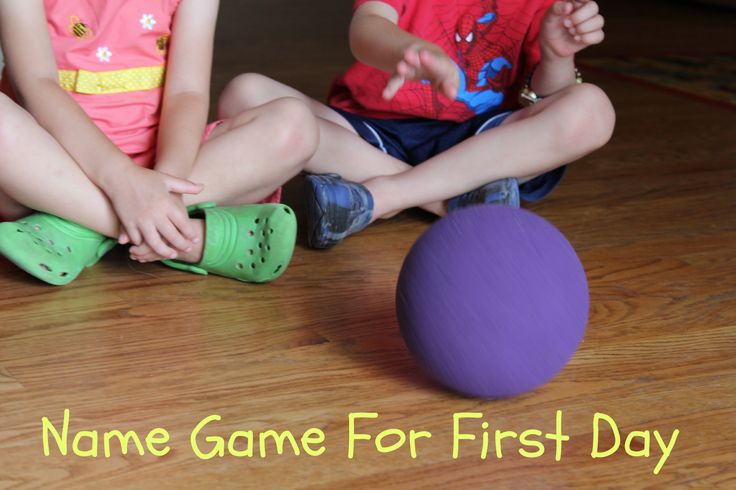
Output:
(0, 202), (297, 286)
(162, 201), (297, 283)
(0, 214), (116, 286)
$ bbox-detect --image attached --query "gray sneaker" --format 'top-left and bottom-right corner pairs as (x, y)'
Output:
(305, 173), (374, 249)
(447, 177), (520, 212)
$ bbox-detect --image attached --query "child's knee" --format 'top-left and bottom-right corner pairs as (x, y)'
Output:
(219, 73), (279, 116)
(565, 83), (616, 151)
(266, 97), (319, 165)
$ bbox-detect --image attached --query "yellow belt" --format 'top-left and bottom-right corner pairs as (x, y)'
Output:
(58, 65), (165, 94)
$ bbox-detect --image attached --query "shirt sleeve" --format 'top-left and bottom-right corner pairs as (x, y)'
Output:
(353, 0), (407, 15)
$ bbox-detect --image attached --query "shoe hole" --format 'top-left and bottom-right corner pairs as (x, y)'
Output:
(249, 230), (255, 237)
(236, 263), (245, 270)
(248, 249), (254, 256)
(267, 245), (271, 251)
(274, 265), (282, 274)
(270, 228), (274, 234)
(258, 243), (263, 249)
(39, 263), (52, 272)
(250, 263), (256, 269)
(283, 208), (291, 215)
(48, 239), (54, 246)
(59, 272), (68, 278)
(260, 258), (265, 263)
(255, 218), (260, 224)
(67, 246), (72, 253)
(16, 229), (23, 233)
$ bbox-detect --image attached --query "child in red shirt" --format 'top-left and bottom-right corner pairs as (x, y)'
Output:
(220, 0), (615, 248)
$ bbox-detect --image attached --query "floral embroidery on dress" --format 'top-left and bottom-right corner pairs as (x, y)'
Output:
(139, 14), (157, 30)
(96, 46), (112, 62)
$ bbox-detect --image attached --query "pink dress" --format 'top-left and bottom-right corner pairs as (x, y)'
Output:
(0, 0), (281, 202)
(41, 0), (178, 166)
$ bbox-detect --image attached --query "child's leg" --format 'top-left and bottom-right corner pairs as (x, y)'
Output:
(0, 95), (319, 283)
(220, 73), (411, 181)
(219, 74), (443, 214)
(221, 76), (614, 231)
(219, 73), (355, 131)
(0, 98), (31, 219)
(129, 97), (321, 263)
(0, 95), (121, 236)
(0, 95), (310, 269)
(362, 83), (615, 220)
(187, 97), (319, 206)
(0, 96), (127, 284)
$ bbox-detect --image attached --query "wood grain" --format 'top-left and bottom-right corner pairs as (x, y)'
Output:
(1, 0), (735, 488)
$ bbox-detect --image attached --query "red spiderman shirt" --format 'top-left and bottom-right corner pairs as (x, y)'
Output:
(329, 0), (555, 121)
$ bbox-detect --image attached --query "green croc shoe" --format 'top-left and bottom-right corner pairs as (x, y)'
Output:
(0, 213), (116, 286)
(162, 202), (297, 283)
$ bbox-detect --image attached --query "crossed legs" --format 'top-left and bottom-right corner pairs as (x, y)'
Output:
(218, 74), (615, 223)
(0, 93), (319, 265)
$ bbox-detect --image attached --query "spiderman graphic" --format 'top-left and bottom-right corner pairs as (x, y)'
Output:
(409, 0), (527, 118)
(434, 0), (526, 117)
(381, 0), (532, 119)
(450, 0), (513, 114)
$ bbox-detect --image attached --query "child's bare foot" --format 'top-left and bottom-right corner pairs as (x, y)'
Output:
(129, 219), (205, 264)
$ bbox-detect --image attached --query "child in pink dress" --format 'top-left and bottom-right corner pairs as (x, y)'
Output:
(0, 0), (318, 285)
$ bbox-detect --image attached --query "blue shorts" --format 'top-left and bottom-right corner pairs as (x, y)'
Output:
(331, 107), (566, 202)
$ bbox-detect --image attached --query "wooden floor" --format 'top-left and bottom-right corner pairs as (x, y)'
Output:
(1, 1), (735, 488)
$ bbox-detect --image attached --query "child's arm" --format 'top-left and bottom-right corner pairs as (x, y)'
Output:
(349, 1), (459, 101)
(0, 1), (132, 186)
(0, 1), (201, 259)
(533, 0), (605, 96)
(154, 0), (218, 180)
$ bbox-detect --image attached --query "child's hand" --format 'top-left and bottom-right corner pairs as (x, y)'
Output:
(540, 1), (605, 59)
(383, 45), (460, 101)
(127, 195), (196, 263)
(108, 165), (203, 259)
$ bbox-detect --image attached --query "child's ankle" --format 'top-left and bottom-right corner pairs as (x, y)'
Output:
(362, 181), (388, 223)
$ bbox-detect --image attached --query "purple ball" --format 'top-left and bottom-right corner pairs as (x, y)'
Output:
(396, 205), (589, 398)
